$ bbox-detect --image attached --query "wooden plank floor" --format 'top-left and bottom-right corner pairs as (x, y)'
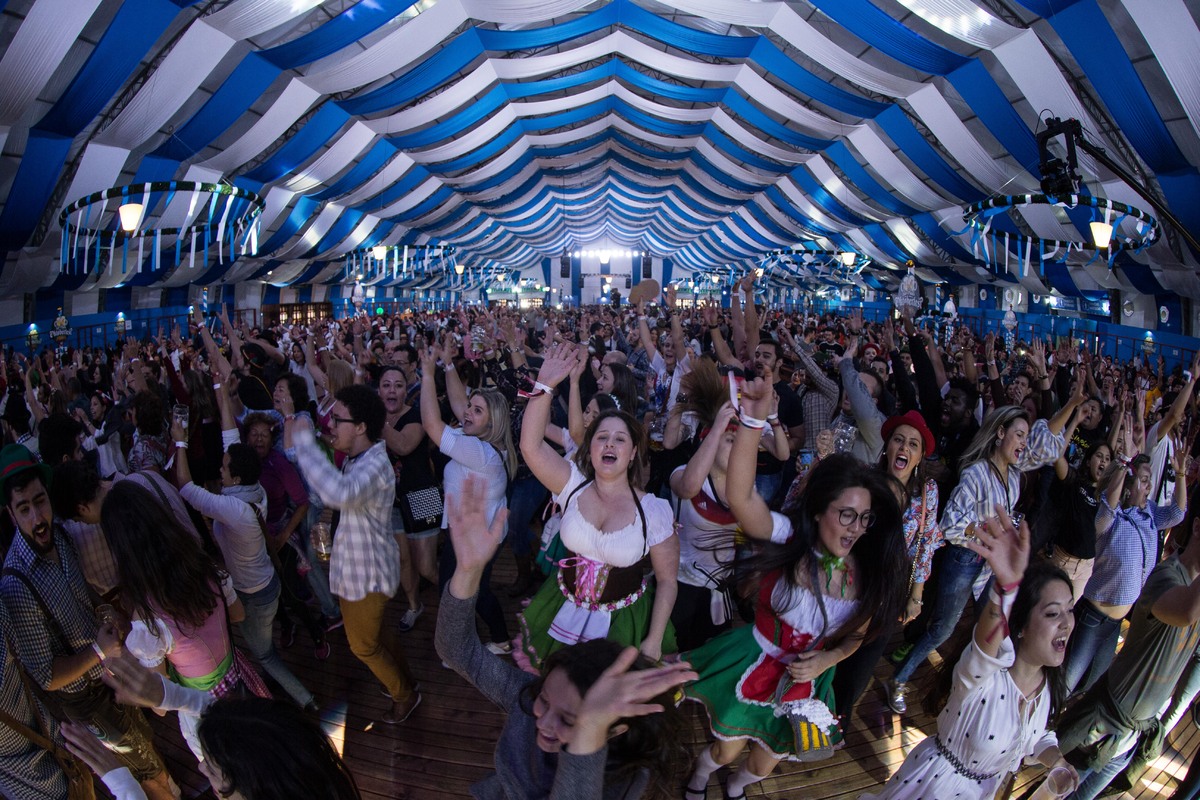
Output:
(147, 549), (1198, 800)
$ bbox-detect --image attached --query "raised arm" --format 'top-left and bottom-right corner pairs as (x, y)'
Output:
(724, 378), (774, 539)
(567, 347), (589, 446)
(966, 505), (1030, 657)
(440, 336), (469, 425)
(704, 304), (741, 369)
(520, 343), (577, 495)
(741, 276), (761, 354)
(1152, 350), (1200, 447)
(670, 403), (736, 500)
(419, 347), (448, 448)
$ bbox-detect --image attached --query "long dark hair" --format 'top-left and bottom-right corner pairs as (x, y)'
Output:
(519, 639), (687, 800)
(198, 697), (361, 800)
(100, 482), (222, 632)
(276, 373), (314, 419)
(600, 362), (639, 419)
(925, 560), (1072, 723)
(742, 453), (906, 644)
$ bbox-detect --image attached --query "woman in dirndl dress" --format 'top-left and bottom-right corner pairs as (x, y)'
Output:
(684, 377), (906, 800)
(517, 343), (678, 669)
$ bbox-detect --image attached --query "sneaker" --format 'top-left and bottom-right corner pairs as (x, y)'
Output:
(382, 691), (421, 724)
(888, 643), (913, 665)
(486, 641), (513, 655)
(323, 616), (344, 634)
(314, 641), (331, 661)
(280, 620), (297, 649)
(397, 604), (424, 633)
(884, 679), (909, 715)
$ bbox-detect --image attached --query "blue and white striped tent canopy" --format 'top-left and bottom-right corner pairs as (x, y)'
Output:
(0, 0), (1197, 297)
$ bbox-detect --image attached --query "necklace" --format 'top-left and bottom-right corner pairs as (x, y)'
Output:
(816, 551), (851, 598)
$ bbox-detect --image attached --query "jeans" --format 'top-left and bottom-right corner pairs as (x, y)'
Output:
(236, 575), (314, 707)
(303, 504), (341, 619)
(438, 533), (510, 643)
(834, 622), (891, 721)
(755, 472), (783, 508)
(507, 474), (549, 560)
(894, 544), (984, 684)
(340, 592), (415, 702)
(1062, 599), (1122, 693)
(1068, 742), (1134, 800)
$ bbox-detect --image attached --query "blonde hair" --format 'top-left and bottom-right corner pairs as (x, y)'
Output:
(325, 359), (355, 397)
(472, 388), (518, 478)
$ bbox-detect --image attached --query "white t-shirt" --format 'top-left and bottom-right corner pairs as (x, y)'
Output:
(439, 426), (509, 533)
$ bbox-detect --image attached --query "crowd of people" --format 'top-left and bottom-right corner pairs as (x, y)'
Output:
(0, 278), (1198, 800)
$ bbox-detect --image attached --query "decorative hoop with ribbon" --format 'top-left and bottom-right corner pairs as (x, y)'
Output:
(345, 243), (456, 286)
(58, 182), (264, 276)
(960, 193), (1159, 276)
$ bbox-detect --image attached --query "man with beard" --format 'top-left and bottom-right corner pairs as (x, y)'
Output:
(0, 444), (178, 799)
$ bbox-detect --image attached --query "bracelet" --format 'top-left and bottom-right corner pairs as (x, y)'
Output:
(91, 642), (107, 663)
(708, 325), (719, 331)
(212, 382), (221, 389)
(174, 441), (188, 449)
(766, 413), (780, 423)
(533, 381), (555, 395)
(909, 597), (923, 606)
(739, 413), (767, 430)
(443, 362), (455, 372)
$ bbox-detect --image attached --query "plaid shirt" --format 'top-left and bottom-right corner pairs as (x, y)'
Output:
(0, 602), (68, 800)
(1085, 493), (1183, 606)
(940, 419), (1065, 546)
(293, 430), (399, 602)
(61, 519), (119, 598)
(1, 528), (99, 694)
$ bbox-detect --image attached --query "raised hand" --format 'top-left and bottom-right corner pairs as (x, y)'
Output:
(447, 474), (508, 579)
(568, 345), (588, 383)
(881, 317), (895, 353)
(965, 504), (1029, 588)
(535, 342), (578, 389)
(570, 647), (696, 749)
(713, 401), (737, 432)
(98, 652), (166, 709)
(739, 376), (773, 419)
(665, 284), (677, 309)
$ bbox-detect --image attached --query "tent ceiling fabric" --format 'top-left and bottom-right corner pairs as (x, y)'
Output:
(0, 0), (1199, 295)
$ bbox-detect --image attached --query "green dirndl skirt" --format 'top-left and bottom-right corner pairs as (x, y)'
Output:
(683, 625), (840, 760)
(516, 566), (677, 671)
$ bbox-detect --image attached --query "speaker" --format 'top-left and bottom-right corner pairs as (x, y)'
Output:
(560, 255), (570, 279)
(610, 289), (621, 308)
(625, 275), (631, 289)
(641, 253), (652, 279)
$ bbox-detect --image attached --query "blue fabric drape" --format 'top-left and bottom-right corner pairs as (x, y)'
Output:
(806, 0), (969, 75)
(262, 0), (416, 69)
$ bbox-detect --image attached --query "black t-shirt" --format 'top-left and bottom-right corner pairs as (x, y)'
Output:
(391, 405), (437, 501)
(1043, 472), (1099, 559)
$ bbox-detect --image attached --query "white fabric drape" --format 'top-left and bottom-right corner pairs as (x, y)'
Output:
(1122, 0), (1200, 144)
(282, 121), (375, 193)
(906, 84), (1035, 194)
(846, 126), (950, 208)
(885, 0), (1020, 49)
(206, 0), (327, 42)
(0, 0), (104, 125)
(97, 21), (235, 150)
(201, 80), (320, 174)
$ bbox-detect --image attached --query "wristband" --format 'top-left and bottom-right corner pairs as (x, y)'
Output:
(708, 325), (719, 331)
(988, 585), (1018, 618)
(533, 381), (555, 395)
(212, 383), (221, 390)
(766, 413), (780, 423)
(174, 441), (188, 449)
(91, 642), (107, 663)
(909, 597), (923, 606)
(739, 413), (767, 430)
(996, 580), (1021, 594)
(442, 361), (455, 372)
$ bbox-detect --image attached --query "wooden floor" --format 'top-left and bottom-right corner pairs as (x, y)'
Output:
(147, 550), (1199, 800)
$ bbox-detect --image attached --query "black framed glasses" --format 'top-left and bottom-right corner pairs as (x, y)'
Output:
(331, 416), (358, 426)
(837, 507), (876, 529)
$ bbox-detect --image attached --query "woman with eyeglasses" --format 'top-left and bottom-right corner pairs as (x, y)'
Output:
(683, 377), (906, 800)
(420, 342), (516, 654)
